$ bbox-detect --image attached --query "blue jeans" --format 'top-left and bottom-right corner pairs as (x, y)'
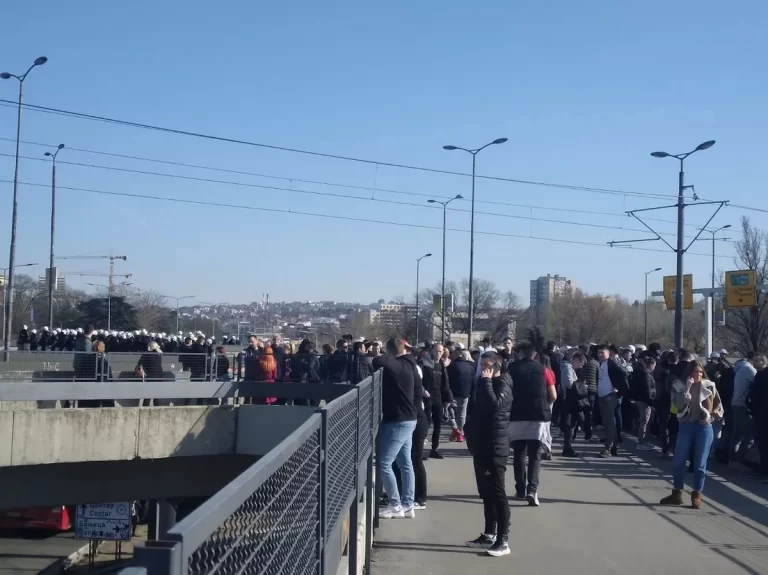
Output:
(378, 420), (417, 508)
(615, 396), (623, 437)
(673, 422), (714, 492)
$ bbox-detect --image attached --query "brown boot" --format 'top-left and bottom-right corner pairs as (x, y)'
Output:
(691, 490), (703, 509)
(660, 489), (684, 506)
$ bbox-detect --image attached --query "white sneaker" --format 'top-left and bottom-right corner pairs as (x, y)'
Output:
(402, 506), (416, 519)
(526, 492), (540, 507)
(380, 505), (405, 519)
(636, 443), (654, 451)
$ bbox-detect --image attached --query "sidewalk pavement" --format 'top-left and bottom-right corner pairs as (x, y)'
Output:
(372, 432), (768, 575)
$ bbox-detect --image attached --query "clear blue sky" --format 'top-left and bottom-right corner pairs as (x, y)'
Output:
(1, 0), (766, 307)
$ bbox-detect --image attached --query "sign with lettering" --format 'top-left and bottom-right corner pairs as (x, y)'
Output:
(662, 274), (693, 310)
(725, 270), (757, 308)
(75, 502), (132, 541)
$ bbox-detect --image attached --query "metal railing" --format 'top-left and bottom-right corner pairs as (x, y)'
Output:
(0, 351), (212, 382)
(126, 370), (382, 575)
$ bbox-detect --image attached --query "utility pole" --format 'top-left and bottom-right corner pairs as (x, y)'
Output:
(44, 144), (65, 326)
(610, 140), (721, 349)
(644, 268), (661, 345)
(415, 253), (431, 345)
(427, 195), (462, 342)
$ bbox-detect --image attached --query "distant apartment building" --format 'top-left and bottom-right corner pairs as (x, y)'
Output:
(377, 303), (416, 328)
(530, 274), (574, 326)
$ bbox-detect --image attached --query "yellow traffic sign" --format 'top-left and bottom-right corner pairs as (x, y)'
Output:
(725, 270), (756, 308)
(663, 274), (693, 310)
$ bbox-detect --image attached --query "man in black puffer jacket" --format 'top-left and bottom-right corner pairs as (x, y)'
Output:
(629, 356), (657, 449)
(578, 351), (600, 441)
(420, 344), (453, 459)
(464, 351), (513, 558)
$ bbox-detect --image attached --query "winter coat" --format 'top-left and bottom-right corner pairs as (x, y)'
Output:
(323, 350), (350, 384)
(373, 353), (417, 423)
(421, 357), (453, 402)
(290, 353), (321, 383)
(629, 363), (657, 404)
(509, 358), (551, 423)
(447, 358), (475, 399)
(465, 373), (513, 458)
(579, 357), (600, 396)
(351, 352), (374, 384)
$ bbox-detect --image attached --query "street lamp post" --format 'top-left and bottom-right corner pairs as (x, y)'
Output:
(443, 138), (507, 348)
(1, 56), (48, 352)
(428, 195), (463, 342)
(1, 262), (36, 347)
(415, 253), (432, 345)
(87, 282), (133, 331)
(651, 140), (715, 349)
(704, 224), (731, 355)
(644, 267), (662, 345)
(44, 144), (65, 327)
(161, 295), (196, 334)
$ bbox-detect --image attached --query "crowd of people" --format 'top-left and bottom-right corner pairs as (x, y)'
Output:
(16, 324), (240, 353)
(372, 335), (768, 558)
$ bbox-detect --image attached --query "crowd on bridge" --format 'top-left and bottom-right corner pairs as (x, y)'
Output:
(372, 336), (768, 558)
(15, 325), (241, 353)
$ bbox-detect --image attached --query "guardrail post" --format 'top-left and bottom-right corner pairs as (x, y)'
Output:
(348, 385), (361, 575)
(133, 541), (182, 575)
(317, 407), (328, 575)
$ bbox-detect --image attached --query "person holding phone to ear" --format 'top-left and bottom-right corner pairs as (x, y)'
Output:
(660, 359), (723, 510)
(464, 351), (513, 557)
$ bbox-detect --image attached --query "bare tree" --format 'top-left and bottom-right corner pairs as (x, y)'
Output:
(722, 217), (768, 353)
(126, 288), (172, 331)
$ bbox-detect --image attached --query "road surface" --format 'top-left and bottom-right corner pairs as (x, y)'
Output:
(372, 432), (768, 574)
(0, 530), (83, 574)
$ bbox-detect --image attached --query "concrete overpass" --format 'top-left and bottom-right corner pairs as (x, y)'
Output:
(0, 381), (350, 510)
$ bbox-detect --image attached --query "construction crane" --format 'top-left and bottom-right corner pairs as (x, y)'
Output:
(56, 254), (128, 290)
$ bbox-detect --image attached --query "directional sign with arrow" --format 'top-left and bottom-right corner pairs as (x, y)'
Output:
(725, 270), (757, 308)
(75, 502), (132, 541)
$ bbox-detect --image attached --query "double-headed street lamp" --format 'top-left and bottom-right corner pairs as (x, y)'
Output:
(644, 267), (662, 345)
(1, 56), (48, 352)
(650, 139), (715, 348)
(443, 138), (507, 348)
(87, 282), (133, 332)
(162, 295), (196, 334)
(44, 144), (65, 327)
(1, 262), (36, 346)
(428, 194), (463, 342)
(415, 253), (432, 345)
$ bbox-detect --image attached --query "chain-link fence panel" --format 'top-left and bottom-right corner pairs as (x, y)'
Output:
(357, 378), (372, 465)
(186, 427), (321, 575)
(372, 370), (382, 434)
(324, 394), (358, 535)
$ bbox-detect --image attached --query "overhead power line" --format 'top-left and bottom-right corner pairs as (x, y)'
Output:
(0, 98), (680, 201)
(0, 178), (734, 260)
(1, 136), (721, 230)
(0, 151), (733, 243)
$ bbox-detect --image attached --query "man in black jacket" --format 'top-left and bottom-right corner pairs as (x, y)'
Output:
(629, 356), (657, 450)
(596, 345), (628, 458)
(322, 339), (350, 383)
(373, 338), (418, 519)
(577, 348), (600, 442)
(464, 351), (513, 557)
(421, 343), (452, 459)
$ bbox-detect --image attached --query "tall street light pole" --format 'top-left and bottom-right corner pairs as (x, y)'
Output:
(443, 138), (507, 348)
(44, 144), (65, 327)
(162, 295), (196, 334)
(1, 262), (36, 346)
(705, 224), (730, 354)
(415, 253), (432, 345)
(1, 56), (48, 353)
(428, 194), (463, 342)
(651, 139), (715, 348)
(644, 267), (662, 345)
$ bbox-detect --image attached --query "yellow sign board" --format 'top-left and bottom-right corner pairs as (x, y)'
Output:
(725, 270), (756, 308)
(663, 274), (693, 310)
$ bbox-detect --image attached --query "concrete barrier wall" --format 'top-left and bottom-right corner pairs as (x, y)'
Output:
(0, 404), (317, 467)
